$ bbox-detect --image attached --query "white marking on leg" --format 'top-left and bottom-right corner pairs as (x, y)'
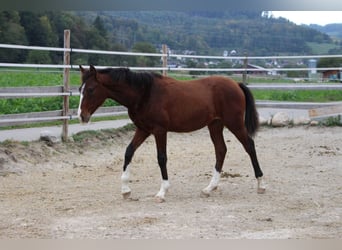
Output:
(257, 177), (266, 194)
(77, 83), (86, 121)
(121, 166), (131, 198)
(155, 180), (170, 202)
(202, 168), (220, 196)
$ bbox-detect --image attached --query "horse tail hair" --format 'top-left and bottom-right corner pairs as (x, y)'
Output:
(238, 83), (259, 137)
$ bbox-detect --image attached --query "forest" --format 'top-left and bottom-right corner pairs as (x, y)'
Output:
(0, 10), (341, 67)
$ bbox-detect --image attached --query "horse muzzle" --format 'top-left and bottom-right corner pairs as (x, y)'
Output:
(79, 112), (91, 124)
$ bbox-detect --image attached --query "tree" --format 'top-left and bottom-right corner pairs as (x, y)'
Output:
(93, 16), (107, 37)
(19, 11), (47, 46)
(26, 50), (52, 64)
(317, 57), (342, 68)
(83, 16), (121, 65)
(132, 42), (159, 67)
(0, 11), (28, 62)
(39, 15), (58, 47)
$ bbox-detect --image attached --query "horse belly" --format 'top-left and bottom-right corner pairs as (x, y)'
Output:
(167, 102), (213, 132)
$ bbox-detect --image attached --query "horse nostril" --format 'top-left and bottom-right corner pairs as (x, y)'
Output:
(79, 113), (90, 124)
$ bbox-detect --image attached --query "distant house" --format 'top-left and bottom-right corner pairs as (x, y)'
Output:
(322, 70), (341, 82)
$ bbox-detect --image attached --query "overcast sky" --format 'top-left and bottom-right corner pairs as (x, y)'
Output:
(272, 11), (342, 26)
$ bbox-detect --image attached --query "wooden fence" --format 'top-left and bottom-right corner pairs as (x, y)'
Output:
(1, 30), (342, 141)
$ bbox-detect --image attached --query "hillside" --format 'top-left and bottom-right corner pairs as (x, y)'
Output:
(309, 23), (342, 39)
(0, 11), (340, 67)
(78, 11), (335, 56)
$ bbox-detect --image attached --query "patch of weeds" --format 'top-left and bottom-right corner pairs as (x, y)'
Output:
(320, 115), (342, 127)
(20, 141), (30, 147)
(114, 123), (136, 133)
(0, 139), (18, 148)
(72, 130), (103, 143)
(71, 123), (136, 144)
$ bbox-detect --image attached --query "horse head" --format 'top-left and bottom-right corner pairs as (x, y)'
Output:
(78, 65), (107, 123)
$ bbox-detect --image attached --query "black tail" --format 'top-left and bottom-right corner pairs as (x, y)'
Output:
(239, 83), (259, 137)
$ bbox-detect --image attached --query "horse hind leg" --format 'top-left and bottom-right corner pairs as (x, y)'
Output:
(201, 120), (226, 197)
(230, 126), (266, 194)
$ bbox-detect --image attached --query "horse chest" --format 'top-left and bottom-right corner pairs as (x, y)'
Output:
(128, 109), (154, 131)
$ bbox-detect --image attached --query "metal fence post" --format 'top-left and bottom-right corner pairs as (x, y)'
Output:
(243, 52), (248, 85)
(62, 29), (70, 142)
(162, 44), (168, 76)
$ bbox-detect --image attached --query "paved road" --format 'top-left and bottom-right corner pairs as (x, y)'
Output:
(0, 119), (132, 142)
(0, 108), (310, 142)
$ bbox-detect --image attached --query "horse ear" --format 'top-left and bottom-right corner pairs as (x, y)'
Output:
(79, 65), (85, 73)
(89, 65), (97, 75)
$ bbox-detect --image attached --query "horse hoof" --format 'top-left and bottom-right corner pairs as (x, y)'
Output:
(155, 196), (165, 203)
(257, 187), (266, 194)
(200, 190), (210, 198)
(122, 191), (131, 199)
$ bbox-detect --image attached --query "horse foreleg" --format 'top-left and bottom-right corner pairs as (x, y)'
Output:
(121, 128), (150, 199)
(154, 131), (170, 203)
(202, 121), (226, 197)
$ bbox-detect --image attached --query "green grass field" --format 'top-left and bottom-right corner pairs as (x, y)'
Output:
(0, 69), (80, 87)
(0, 69), (117, 114)
(1, 70), (342, 116)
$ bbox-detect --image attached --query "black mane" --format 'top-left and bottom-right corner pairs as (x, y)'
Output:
(98, 67), (161, 92)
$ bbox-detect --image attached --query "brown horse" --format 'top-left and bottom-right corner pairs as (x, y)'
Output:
(78, 65), (265, 202)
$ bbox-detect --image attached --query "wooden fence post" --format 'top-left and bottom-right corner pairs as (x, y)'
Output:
(162, 44), (168, 76)
(62, 29), (70, 142)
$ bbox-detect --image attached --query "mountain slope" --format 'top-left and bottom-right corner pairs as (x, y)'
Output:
(84, 11), (334, 56)
(309, 23), (342, 39)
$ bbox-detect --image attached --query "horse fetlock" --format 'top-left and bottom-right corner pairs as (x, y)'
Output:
(257, 177), (266, 194)
(154, 180), (170, 202)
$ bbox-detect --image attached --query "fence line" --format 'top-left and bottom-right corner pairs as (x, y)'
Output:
(2, 84), (342, 99)
(0, 62), (341, 74)
(1, 35), (342, 139)
(0, 106), (128, 126)
(2, 43), (342, 60)
(248, 84), (342, 91)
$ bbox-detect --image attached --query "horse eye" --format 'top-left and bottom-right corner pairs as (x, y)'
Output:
(87, 88), (94, 94)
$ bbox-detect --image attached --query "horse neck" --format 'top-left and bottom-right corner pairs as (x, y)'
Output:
(99, 76), (142, 109)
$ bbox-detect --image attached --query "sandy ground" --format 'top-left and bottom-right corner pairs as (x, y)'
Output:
(0, 125), (341, 239)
